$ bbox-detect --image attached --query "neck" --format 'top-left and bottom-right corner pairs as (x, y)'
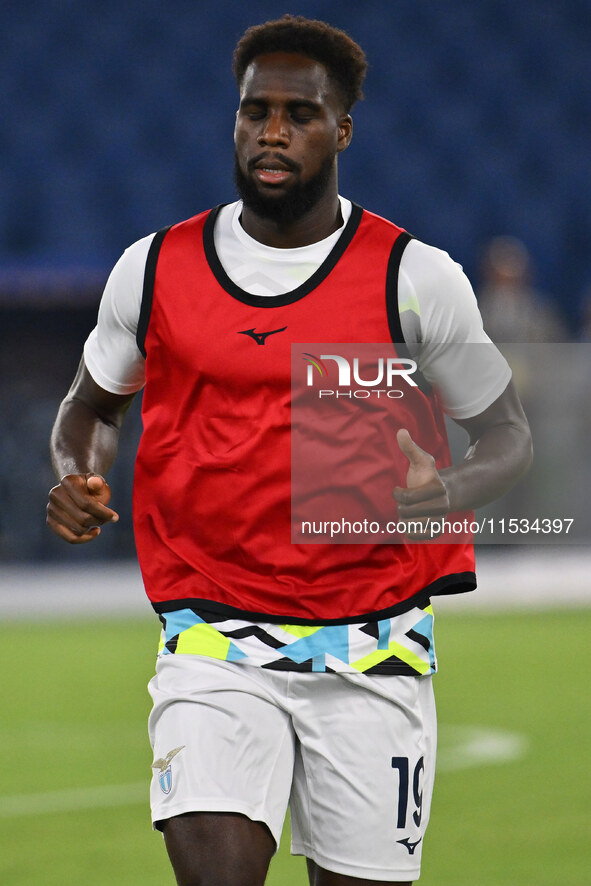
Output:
(240, 189), (343, 248)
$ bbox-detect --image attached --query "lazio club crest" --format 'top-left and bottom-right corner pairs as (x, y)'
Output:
(152, 746), (185, 795)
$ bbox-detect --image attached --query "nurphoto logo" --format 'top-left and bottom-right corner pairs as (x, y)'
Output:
(303, 352), (418, 399)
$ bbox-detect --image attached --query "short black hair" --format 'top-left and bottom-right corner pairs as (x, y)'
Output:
(232, 14), (367, 112)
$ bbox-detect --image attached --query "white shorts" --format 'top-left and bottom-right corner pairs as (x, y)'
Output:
(148, 655), (436, 882)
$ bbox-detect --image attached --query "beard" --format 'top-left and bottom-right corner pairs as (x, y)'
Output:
(233, 151), (335, 225)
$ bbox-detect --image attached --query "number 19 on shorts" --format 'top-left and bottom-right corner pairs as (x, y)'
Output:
(391, 756), (424, 828)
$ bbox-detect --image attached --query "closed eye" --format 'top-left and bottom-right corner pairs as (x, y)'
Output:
(239, 100), (267, 120)
(289, 101), (320, 123)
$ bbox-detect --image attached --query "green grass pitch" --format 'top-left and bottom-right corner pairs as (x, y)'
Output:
(1, 608), (589, 885)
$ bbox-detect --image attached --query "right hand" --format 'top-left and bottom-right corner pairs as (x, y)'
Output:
(46, 473), (119, 544)
(393, 429), (449, 540)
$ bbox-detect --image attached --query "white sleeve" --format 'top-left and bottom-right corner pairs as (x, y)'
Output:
(83, 234), (155, 395)
(398, 239), (512, 419)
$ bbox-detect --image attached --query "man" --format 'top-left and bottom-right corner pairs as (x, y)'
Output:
(47, 15), (532, 886)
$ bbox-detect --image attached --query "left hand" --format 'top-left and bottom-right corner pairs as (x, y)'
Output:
(393, 429), (450, 539)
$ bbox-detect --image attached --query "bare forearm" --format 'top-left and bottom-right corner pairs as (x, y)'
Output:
(394, 381), (533, 525)
(440, 419), (533, 513)
(50, 396), (122, 480)
(47, 360), (136, 543)
(50, 358), (135, 480)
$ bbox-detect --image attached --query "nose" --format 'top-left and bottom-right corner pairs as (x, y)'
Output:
(257, 110), (290, 147)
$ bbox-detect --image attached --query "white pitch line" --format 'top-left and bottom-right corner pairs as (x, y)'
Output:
(0, 726), (527, 818)
(2, 553), (590, 621)
(437, 725), (528, 772)
(0, 781), (147, 818)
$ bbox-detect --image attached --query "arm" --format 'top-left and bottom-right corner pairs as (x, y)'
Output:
(394, 378), (532, 527)
(47, 358), (137, 544)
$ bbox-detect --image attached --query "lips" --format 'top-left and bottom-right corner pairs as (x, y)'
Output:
(255, 167), (292, 185)
(251, 154), (298, 186)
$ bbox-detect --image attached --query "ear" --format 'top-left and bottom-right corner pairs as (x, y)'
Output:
(337, 114), (353, 153)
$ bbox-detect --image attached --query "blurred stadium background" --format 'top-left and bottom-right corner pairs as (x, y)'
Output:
(2, 1), (590, 884)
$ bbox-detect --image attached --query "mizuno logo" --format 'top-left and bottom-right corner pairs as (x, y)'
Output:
(238, 326), (287, 345)
(396, 836), (422, 855)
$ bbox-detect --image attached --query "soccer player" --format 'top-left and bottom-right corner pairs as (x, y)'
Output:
(47, 16), (532, 886)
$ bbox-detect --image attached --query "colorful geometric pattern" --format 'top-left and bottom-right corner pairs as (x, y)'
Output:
(157, 605), (436, 675)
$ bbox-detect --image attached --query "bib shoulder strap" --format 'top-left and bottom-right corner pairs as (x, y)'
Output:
(136, 225), (172, 358)
(385, 230), (413, 345)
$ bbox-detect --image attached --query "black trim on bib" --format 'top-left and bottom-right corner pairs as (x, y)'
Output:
(202, 202), (364, 308)
(385, 231), (431, 394)
(136, 225), (172, 357)
(150, 570), (477, 626)
(386, 230), (413, 344)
